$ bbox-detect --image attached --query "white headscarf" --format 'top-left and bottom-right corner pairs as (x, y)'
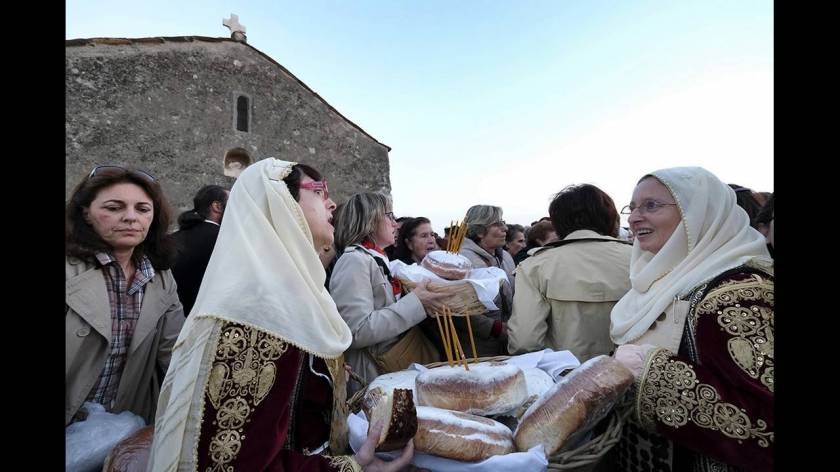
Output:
(182, 157), (352, 357)
(148, 158), (352, 472)
(610, 167), (772, 345)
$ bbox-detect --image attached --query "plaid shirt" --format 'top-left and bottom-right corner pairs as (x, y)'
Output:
(85, 252), (155, 410)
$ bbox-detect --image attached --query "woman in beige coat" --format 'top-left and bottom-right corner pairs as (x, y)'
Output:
(507, 184), (632, 361)
(330, 193), (446, 393)
(65, 166), (184, 426)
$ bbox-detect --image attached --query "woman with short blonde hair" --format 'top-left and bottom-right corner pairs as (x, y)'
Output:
(330, 192), (446, 392)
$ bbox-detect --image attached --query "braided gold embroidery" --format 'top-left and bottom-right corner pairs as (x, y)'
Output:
(696, 277), (774, 392)
(324, 455), (363, 472)
(205, 323), (289, 472)
(639, 350), (773, 448)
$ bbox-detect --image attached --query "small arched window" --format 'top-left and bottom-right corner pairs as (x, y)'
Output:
(235, 95), (250, 132)
(224, 148), (252, 178)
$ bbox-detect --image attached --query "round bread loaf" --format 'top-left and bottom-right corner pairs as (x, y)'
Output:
(421, 250), (473, 280)
(513, 355), (633, 456)
(416, 362), (528, 416)
(102, 426), (153, 472)
(414, 406), (515, 462)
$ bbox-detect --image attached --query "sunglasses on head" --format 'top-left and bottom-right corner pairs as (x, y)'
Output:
(88, 165), (157, 183)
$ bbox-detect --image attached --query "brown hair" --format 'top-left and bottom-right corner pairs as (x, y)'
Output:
(66, 167), (176, 269)
(548, 184), (619, 239)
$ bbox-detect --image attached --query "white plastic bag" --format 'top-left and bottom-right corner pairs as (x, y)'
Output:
(65, 402), (146, 472)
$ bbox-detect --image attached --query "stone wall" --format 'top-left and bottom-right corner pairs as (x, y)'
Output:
(66, 37), (391, 216)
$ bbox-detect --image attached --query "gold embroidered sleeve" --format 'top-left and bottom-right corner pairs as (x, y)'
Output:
(324, 455), (363, 472)
(637, 348), (773, 448)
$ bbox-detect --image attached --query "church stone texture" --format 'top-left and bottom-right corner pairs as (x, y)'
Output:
(66, 36), (392, 214)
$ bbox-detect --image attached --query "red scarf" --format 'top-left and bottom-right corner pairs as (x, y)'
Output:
(361, 240), (402, 296)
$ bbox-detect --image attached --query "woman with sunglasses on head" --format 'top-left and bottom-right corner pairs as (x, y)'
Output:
(611, 167), (774, 472)
(330, 193), (447, 393)
(66, 166), (185, 428)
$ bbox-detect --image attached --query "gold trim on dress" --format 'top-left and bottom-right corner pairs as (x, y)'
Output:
(204, 322), (289, 472)
(325, 455), (363, 472)
(638, 349), (773, 448)
(696, 276), (774, 393)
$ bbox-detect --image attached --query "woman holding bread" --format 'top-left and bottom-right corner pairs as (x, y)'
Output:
(611, 167), (774, 472)
(148, 160), (414, 472)
(330, 193), (447, 393)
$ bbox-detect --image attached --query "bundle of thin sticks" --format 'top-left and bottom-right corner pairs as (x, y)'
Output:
(446, 219), (468, 254)
(433, 305), (478, 369)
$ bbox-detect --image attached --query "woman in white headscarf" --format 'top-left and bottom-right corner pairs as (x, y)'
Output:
(610, 167), (773, 472)
(147, 159), (414, 472)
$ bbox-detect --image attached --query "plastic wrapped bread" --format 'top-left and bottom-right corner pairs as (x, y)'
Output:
(416, 362), (528, 416)
(421, 250), (473, 280)
(414, 406), (515, 461)
(513, 355), (633, 456)
(362, 387), (418, 452)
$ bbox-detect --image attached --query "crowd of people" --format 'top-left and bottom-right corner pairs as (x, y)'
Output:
(65, 159), (774, 471)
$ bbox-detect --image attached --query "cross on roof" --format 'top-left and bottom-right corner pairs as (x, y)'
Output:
(223, 14), (247, 35)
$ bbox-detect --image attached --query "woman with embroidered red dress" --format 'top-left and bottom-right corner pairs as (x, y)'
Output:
(611, 167), (774, 472)
(147, 160), (414, 472)
(330, 193), (447, 394)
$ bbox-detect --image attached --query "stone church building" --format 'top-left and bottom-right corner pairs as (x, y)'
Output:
(66, 30), (392, 215)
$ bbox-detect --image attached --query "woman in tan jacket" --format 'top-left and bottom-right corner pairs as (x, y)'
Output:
(330, 193), (446, 392)
(506, 184), (632, 361)
(65, 166), (184, 426)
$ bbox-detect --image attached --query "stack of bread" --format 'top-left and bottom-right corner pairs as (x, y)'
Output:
(361, 355), (631, 463)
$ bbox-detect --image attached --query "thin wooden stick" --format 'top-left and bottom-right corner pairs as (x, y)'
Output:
(440, 309), (454, 367)
(463, 307), (478, 363)
(446, 307), (469, 370)
(433, 311), (453, 366)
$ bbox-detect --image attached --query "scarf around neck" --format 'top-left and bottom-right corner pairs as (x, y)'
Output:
(610, 166), (772, 345)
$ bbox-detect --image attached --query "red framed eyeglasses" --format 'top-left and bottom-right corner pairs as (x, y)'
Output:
(299, 180), (330, 200)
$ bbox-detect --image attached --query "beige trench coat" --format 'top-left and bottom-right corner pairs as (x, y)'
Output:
(65, 257), (184, 426)
(329, 246), (426, 392)
(507, 230), (632, 361)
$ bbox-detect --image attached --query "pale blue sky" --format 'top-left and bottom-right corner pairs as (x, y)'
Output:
(67, 0), (773, 232)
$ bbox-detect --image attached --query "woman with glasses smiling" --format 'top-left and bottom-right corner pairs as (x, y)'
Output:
(65, 166), (185, 428)
(453, 204), (517, 356)
(611, 167), (774, 472)
(330, 192), (447, 393)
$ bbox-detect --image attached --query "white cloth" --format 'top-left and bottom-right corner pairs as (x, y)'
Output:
(347, 350), (578, 471)
(389, 259), (508, 310)
(147, 158), (352, 472)
(610, 167), (773, 345)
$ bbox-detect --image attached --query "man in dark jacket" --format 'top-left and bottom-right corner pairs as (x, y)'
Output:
(171, 185), (228, 316)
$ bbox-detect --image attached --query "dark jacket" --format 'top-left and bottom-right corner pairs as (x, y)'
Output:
(171, 221), (220, 316)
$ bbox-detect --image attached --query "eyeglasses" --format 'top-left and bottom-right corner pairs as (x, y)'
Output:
(489, 219), (506, 227)
(88, 165), (156, 183)
(384, 211), (396, 222)
(299, 180), (330, 200)
(620, 200), (678, 215)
